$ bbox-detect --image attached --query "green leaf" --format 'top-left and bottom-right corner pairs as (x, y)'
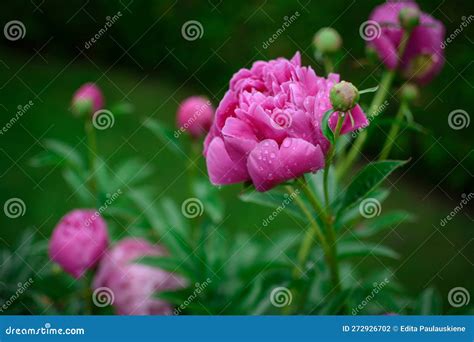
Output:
(239, 189), (304, 221)
(305, 167), (336, 205)
(354, 210), (415, 238)
(30, 139), (85, 171)
(416, 287), (442, 315)
(62, 168), (92, 205)
(337, 241), (399, 260)
(322, 109), (335, 144)
(159, 198), (188, 236)
(338, 160), (408, 212)
(110, 158), (153, 189)
(192, 178), (224, 224)
(143, 118), (182, 155)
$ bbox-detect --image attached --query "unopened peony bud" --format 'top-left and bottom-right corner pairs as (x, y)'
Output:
(49, 209), (108, 278)
(313, 27), (342, 54)
(177, 96), (214, 138)
(399, 7), (420, 30)
(330, 81), (360, 112)
(71, 83), (104, 117)
(400, 83), (419, 103)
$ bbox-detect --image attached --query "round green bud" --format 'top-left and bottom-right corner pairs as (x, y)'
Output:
(330, 81), (360, 112)
(399, 7), (420, 30)
(313, 27), (342, 54)
(400, 83), (419, 103)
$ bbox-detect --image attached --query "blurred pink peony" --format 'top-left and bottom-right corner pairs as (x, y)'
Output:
(203, 52), (367, 192)
(93, 238), (185, 315)
(368, 0), (445, 84)
(177, 96), (214, 138)
(71, 83), (104, 116)
(49, 209), (108, 278)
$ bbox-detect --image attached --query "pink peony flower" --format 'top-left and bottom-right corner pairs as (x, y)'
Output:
(203, 52), (367, 192)
(92, 238), (185, 315)
(368, 0), (445, 84)
(177, 96), (214, 138)
(49, 209), (108, 278)
(71, 83), (104, 116)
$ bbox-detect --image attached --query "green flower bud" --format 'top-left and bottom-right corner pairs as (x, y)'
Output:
(330, 81), (360, 112)
(71, 98), (93, 118)
(399, 7), (420, 30)
(400, 83), (419, 103)
(313, 27), (342, 54)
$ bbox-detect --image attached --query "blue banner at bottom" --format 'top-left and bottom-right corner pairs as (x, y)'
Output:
(0, 316), (472, 341)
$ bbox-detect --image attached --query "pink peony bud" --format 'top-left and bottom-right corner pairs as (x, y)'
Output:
(92, 238), (185, 315)
(49, 209), (108, 278)
(177, 96), (214, 138)
(203, 52), (368, 192)
(71, 83), (104, 117)
(367, 1), (445, 84)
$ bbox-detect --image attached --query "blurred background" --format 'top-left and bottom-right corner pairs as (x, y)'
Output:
(0, 0), (472, 313)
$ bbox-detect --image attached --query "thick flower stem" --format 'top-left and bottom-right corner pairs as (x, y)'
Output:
(295, 178), (341, 294)
(323, 114), (344, 208)
(336, 70), (395, 180)
(379, 100), (408, 160)
(85, 120), (98, 198)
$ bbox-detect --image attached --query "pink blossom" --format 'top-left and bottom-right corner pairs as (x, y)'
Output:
(203, 52), (367, 192)
(71, 83), (104, 115)
(93, 238), (185, 315)
(49, 209), (108, 278)
(368, 0), (445, 84)
(177, 96), (214, 138)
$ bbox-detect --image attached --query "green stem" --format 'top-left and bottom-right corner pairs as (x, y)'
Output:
(379, 100), (407, 160)
(323, 55), (334, 74)
(336, 29), (412, 180)
(85, 120), (98, 197)
(323, 114), (344, 208)
(188, 139), (201, 245)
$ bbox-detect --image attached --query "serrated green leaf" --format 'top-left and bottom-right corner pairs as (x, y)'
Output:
(338, 160), (408, 212)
